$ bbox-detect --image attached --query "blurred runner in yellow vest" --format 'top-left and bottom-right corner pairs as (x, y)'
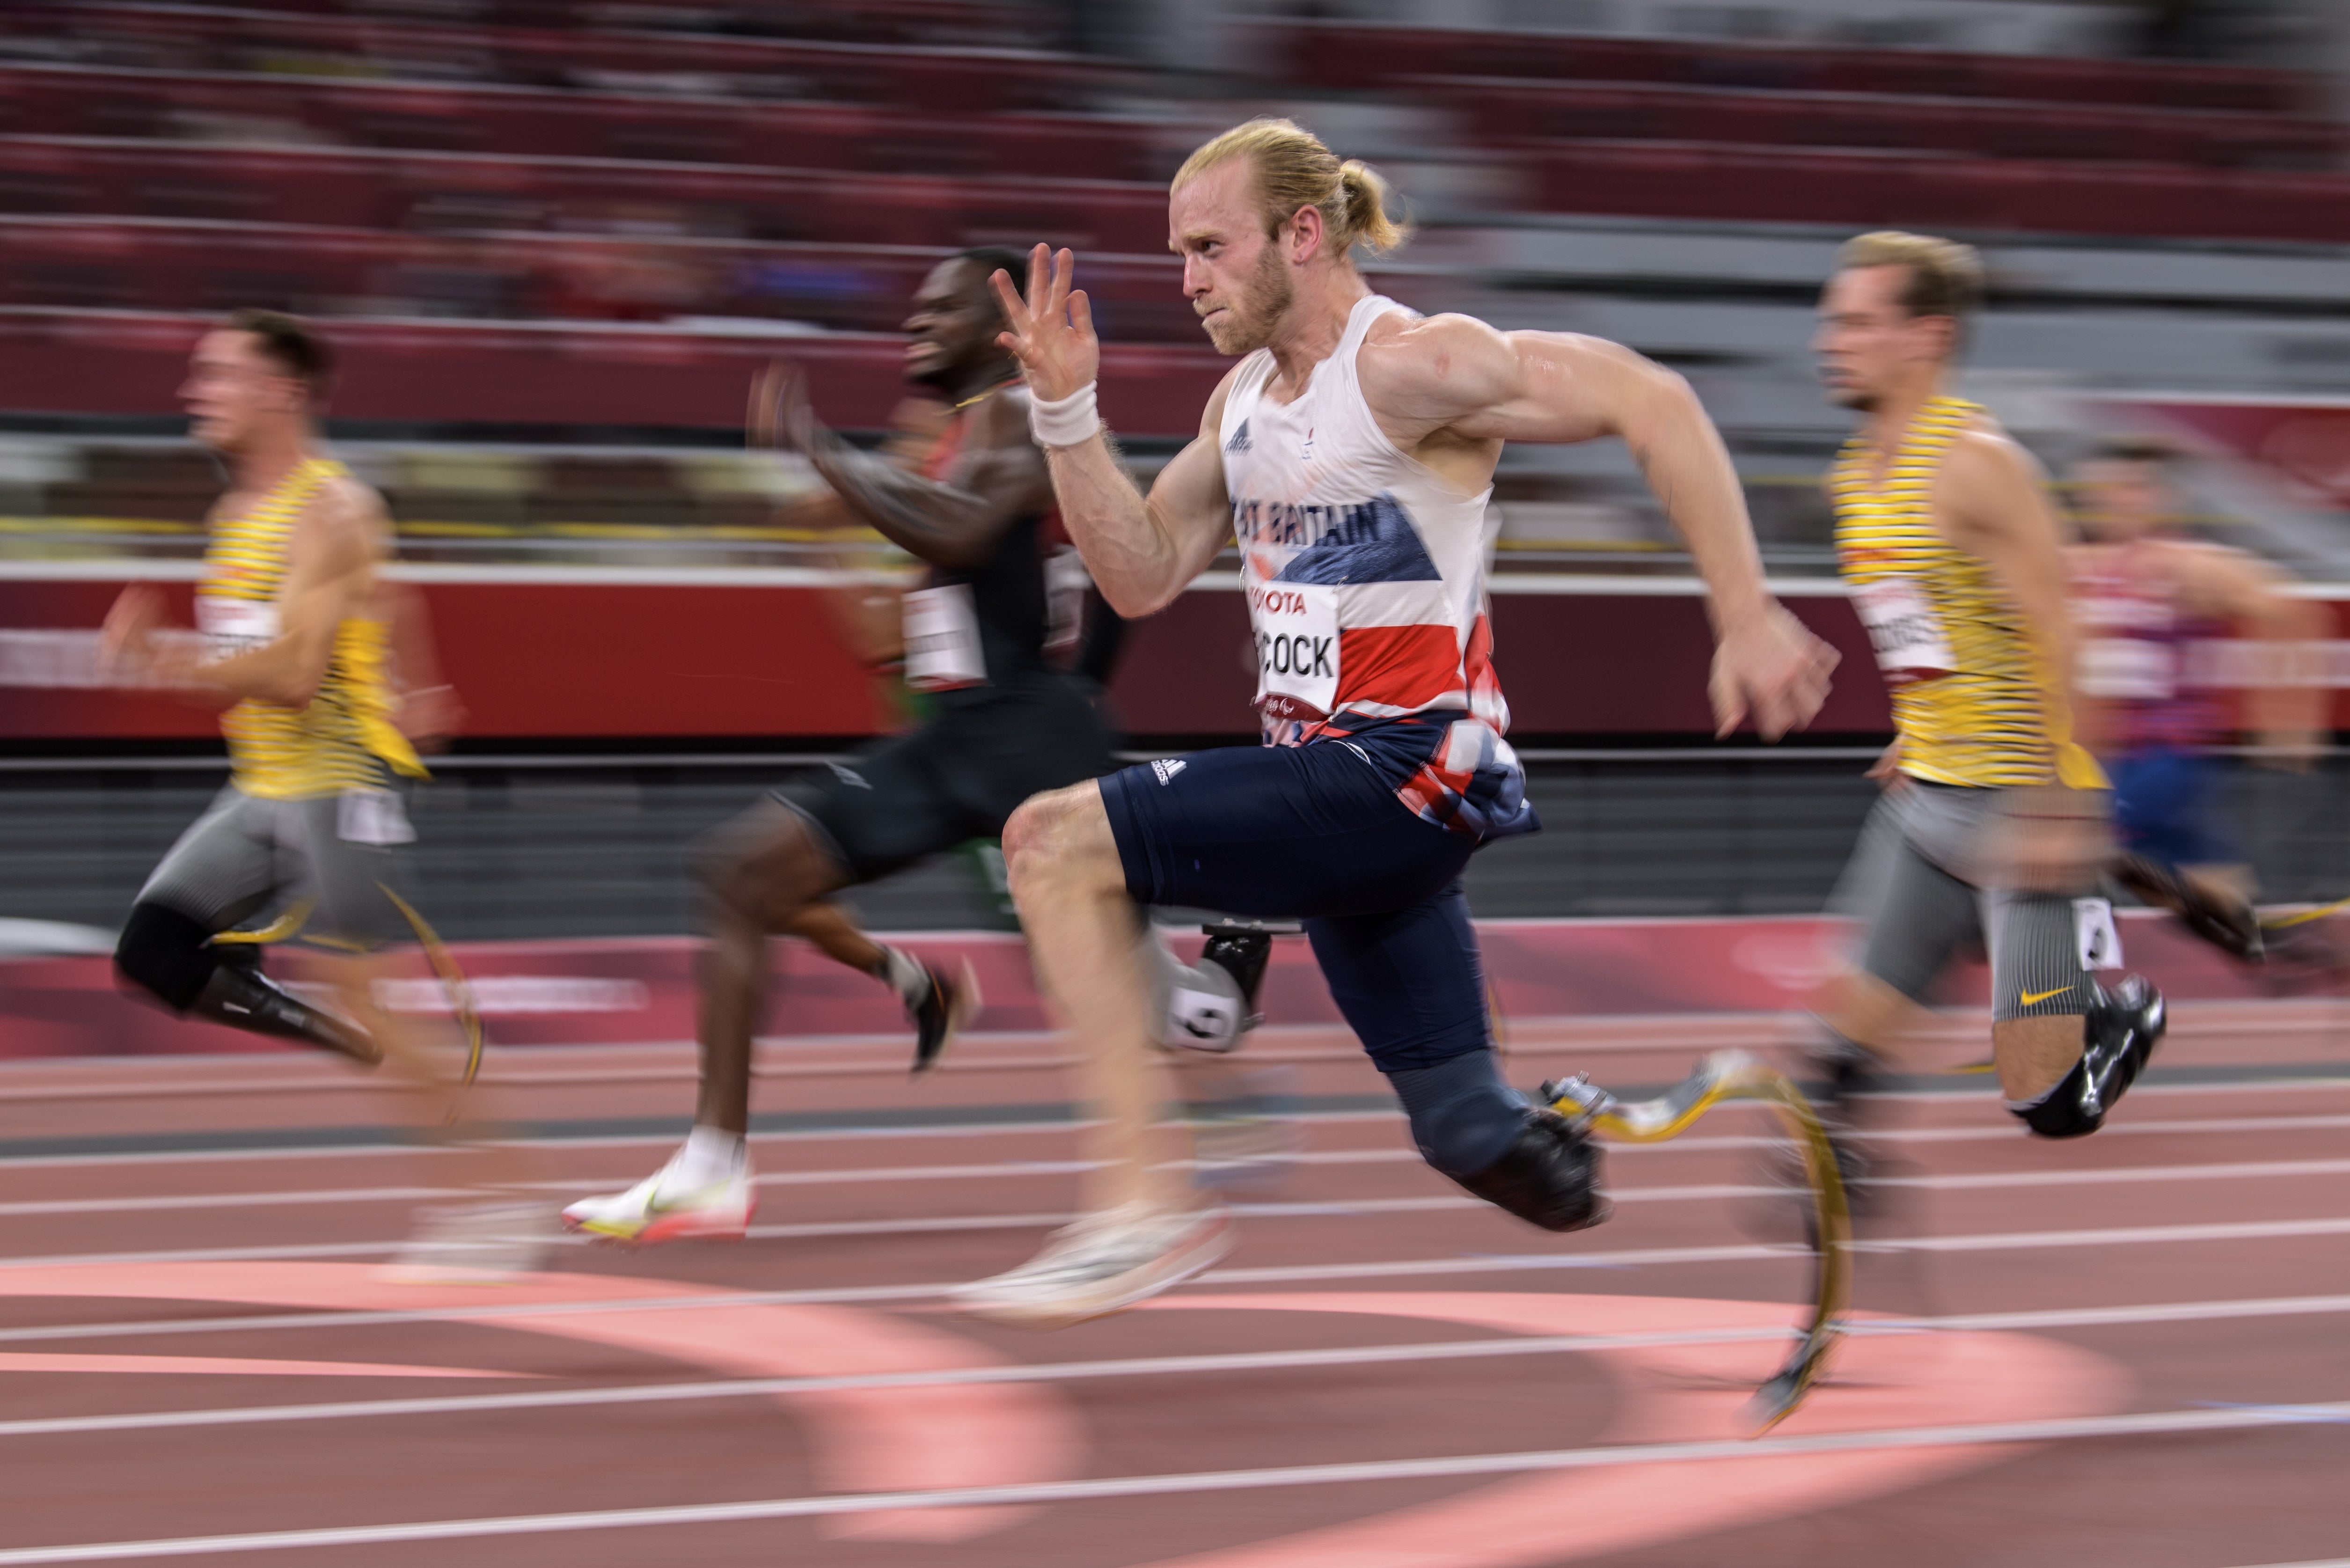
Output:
(101, 309), (538, 1278)
(1806, 233), (2166, 1204)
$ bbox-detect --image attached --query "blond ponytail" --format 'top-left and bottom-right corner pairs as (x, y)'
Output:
(1173, 118), (1411, 259)
(1336, 160), (1407, 256)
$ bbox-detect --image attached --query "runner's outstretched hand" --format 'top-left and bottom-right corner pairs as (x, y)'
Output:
(1709, 604), (1838, 740)
(747, 362), (822, 454)
(990, 244), (1097, 403)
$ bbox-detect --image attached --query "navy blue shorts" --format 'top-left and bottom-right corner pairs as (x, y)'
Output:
(1098, 738), (1502, 1071)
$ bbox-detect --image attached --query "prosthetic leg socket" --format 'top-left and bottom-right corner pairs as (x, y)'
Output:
(191, 959), (384, 1067)
(2013, 973), (2165, 1139)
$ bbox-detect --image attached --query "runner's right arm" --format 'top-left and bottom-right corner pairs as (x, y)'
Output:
(990, 246), (1237, 617)
(751, 365), (1044, 572)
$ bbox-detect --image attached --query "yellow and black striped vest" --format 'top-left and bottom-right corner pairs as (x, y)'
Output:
(198, 456), (424, 800)
(1831, 396), (2100, 790)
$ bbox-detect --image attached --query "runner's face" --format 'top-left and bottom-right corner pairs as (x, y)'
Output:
(1171, 161), (1295, 357)
(1814, 265), (1946, 412)
(902, 260), (999, 387)
(2073, 458), (2167, 541)
(180, 331), (300, 454)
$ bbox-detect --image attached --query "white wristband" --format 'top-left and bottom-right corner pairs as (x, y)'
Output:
(1028, 381), (1101, 449)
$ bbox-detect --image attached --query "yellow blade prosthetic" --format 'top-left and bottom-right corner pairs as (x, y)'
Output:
(206, 900), (313, 947)
(1546, 1049), (1851, 1434)
(379, 884), (485, 1097)
(2263, 894), (2350, 932)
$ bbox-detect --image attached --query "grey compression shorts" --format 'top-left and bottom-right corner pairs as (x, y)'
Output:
(1834, 780), (2112, 1021)
(135, 782), (416, 950)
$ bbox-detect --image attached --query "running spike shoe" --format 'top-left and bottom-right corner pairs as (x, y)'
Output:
(909, 959), (980, 1076)
(560, 1150), (755, 1244)
(381, 1200), (556, 1284)
(950, 1201), (1232, 1328)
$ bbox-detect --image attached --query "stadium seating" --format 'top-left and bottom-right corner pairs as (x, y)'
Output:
(0, 0), (2336, 437)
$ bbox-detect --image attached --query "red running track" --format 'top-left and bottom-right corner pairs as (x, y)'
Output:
(0, 995), (2347, 1565)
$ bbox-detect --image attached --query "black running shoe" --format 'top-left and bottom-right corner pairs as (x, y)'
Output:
(1451, 1110), (1610, 1233)
(1198, 925), (1274, 1024)
(908, 960), (979, 1077)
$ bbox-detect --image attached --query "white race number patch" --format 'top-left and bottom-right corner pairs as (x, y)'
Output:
(1249, 581), (1339, 722)
(902, 583), (988, 691)
(1852, 578), (1955, 686)
(2073, 896), (2123, 971)
(338, 788), (415, 847)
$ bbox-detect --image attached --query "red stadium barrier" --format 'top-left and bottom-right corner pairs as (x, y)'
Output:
(4, 7), (1109, 110)
(1431, 77), (2337, 169)
(0, 139), (1174, 253)
(0, 310), (1226, 435)
(1273, 20), (2308, 113)
(0, 64), (1169, 183)
(0, 220), (1207, 338)
(1526, 141), (2350, 243)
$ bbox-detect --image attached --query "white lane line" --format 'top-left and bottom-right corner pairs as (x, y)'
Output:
(5, 1398), (2350, 1562)
(5, 1073), (2350, 1176)
(0, 1325), (1806, 1441)
(16, 1290), (2350, 1444)
(0, 1188), (454, 1219)
(9, 1148), (2349, 1222)
(7, 1211), (2350, 1341)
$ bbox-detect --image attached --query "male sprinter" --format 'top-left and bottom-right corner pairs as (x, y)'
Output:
(956, 118), (1838, 1325)
(2070, 438), (2323, 957)
(103, 311), (427, 1070)
(563, 249), (1124, 1242)
(100, 311), (539, 1272)
(1809, 232), (2167, 1176)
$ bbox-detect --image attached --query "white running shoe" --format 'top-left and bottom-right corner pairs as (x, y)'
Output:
(560, 1150), (755, 1244)
(381, 1200), (556, 1285)
(950, 1201), (1232, 1328)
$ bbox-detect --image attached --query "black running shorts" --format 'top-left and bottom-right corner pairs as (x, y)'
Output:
(774, 675), (1116, 883)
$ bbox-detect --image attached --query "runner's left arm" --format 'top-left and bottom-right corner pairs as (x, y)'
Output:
(1362, 315), (1838, 740)
(752, 365), (1043, 572)
(1939, 429), (2085, 753)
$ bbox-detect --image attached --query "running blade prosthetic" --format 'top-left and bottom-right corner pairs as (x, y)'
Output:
(2110, 853), (2263, 963)
(1547, 1051), (1851, 1432)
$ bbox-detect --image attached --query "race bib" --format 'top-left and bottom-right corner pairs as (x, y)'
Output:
(1251, 581), (1339, 722)
(1044, 546), (1089, 657)
(2073, 896), (2123, 971)
(196, 597), (279, 659)
(902, 584), (987, 691)
(338, 787), (415, 847)
(2079, 637), (2175, 702)
(1852, 579), (1954, 686)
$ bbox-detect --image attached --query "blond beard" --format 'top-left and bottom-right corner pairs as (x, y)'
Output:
(1200, 247), (1293, 357)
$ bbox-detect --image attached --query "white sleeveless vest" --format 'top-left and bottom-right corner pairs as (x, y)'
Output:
(1219, 293), (1509, 750)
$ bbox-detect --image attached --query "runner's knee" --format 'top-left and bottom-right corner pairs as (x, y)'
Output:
(114, 901), (219, 1011)
(1002, 783), (1113, 890)
(694, 801), (835, 918)
(1387, 1048), (1529, 1178)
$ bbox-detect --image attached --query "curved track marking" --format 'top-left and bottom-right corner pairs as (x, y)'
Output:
(0, 1353), (531, 1378)
(0, 1261), (1081, 1545)
(1130, 1292), (2133, 1568)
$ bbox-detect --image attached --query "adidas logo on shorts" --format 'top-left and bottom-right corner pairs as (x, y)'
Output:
(1151, 758), (1187, 784)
